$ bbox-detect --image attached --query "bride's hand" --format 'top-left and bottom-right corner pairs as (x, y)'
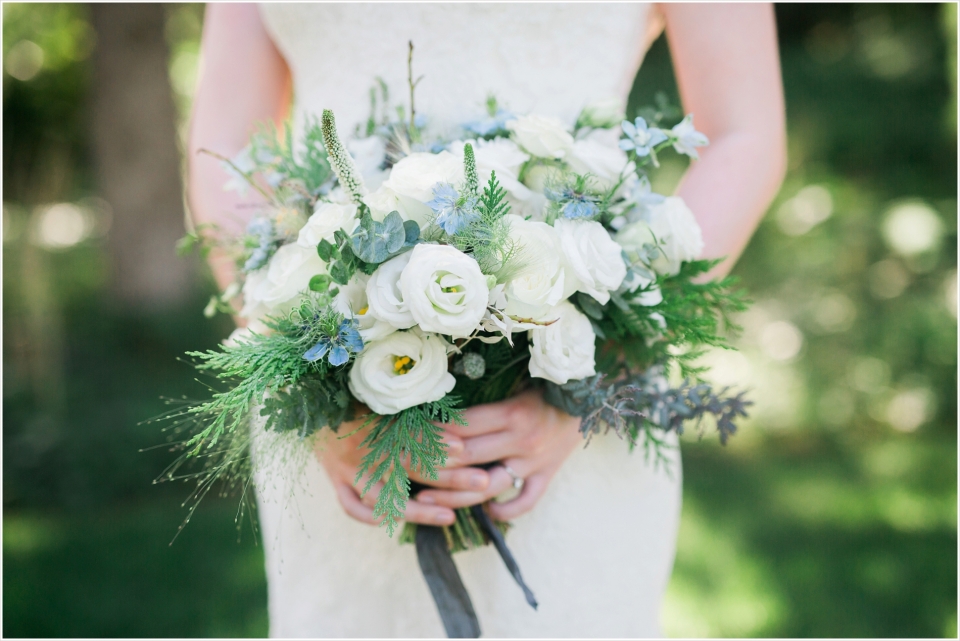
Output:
(415, 389), (583, 521)
(315, 413), (494, 527)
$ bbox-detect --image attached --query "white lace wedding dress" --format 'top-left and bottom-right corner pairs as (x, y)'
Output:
(255, 4), (682, 637)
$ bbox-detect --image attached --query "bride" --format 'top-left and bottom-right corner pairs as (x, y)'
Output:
(187, 3), (785, 637)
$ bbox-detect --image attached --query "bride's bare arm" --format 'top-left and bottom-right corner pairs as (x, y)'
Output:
(426, 4), (786, 517)
(187, 4), (292, 293)
(660, 2), (787, 278)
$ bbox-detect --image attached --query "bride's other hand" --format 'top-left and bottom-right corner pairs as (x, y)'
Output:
(415, 390), (583, 521)
(316, 416), (493, 527)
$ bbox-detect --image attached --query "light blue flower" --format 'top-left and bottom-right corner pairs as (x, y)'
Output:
(545, 183), (601, 220)
(304, 320), (364, 366)
(463, 109), (515, 137)
(670, 115), (709, 159)
(562, 199), (599, 219)
(629, 175), (666, 206)
(426, 183), (480, 234)
(619, 117), (668, 157)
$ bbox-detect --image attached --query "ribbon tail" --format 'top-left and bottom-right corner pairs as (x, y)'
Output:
(415, 525), (482, 638)
(470, 504), (539, 610)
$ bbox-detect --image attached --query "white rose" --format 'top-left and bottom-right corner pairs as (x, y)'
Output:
(376, 151), (464, 225)
(399, 244), (489, 338)
(347, 136), (388, 190)
(507, 114), (574, 159)
(566, 137), (631, 189)
(577, 98), (625, 129)
(241, 243), (326, 320)
(348, 329), (456, 415)
(641, 197), (704, 275)
(333, 273), (395, 342)
(555, 218), (627, 304)
(297, 202), (357, 248)
(527, 300), (597, 385)
(365, 251), (416, 329)
(501, 214), (579, 320)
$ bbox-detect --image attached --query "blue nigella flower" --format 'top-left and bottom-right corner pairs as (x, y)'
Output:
(303, 320), (364, 367)
(545, 184), (600, 220)
(562, 198), (599, 219)
(619, 117), (668, 157)
(426, 183), (480, 234)
(463, 109), (515, 137)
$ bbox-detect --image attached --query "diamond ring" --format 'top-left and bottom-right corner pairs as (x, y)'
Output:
(502, 464), (524, 490)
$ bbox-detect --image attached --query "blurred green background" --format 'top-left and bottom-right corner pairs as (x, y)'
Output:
(3, 3), (956, 637)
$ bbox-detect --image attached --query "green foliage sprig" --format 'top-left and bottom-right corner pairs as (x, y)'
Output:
(356, 397), (465, 535)
(449, 171), (522, 281)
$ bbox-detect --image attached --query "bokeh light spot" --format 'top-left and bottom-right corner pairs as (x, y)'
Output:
(759, 321), (804, 361)
(5, 40), (44, 81)
(868, 259), (911, 299)
(882, 200), (944, 256)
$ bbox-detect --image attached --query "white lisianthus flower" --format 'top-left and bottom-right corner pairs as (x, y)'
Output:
(528, 300), (597, 385)
(334, 273), (395, 342)
(506, 114), (574, 159)
(643, 197), (704, 275)
(297, 202), (358, 249)
(576, 98), (626, 130)
(348, 329), (456, 415)
(399, 244), (489, 338)
(347, 136), (388, 190)
(374, 151), (464, 225)
(501, 214), (579, 320)
(365, 251), (416, 329)
(241, 243), (326, 320)
(555, 218), (627, 305)
(566, 137), (632, 189)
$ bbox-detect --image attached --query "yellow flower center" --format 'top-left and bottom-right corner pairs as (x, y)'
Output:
(358, 305), (369, 316)
(442, 285), (463, 294)
(393, 355), (416, 375)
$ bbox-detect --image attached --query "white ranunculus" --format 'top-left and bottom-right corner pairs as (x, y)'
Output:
(365, 251), (416, 329)
(297, 202), (358, 248)
(643, 197), (704, 275)
(362, 185), (401, 221)
(348, 329), (456, 415)
(527, 300), (597, 385)
(377, 151), (464, 225)
(507, 114), (574, 160)
(241, 243), (326, 320)
(555, 218), (627, 304)
(399, 244), (489, 338)
(347, 136), (388, 190)
(333, 273), (395, 342)
(577, 98), (626, 129)
(501, 214), (579, 321)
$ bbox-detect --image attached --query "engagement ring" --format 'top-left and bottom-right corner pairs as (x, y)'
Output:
(502, 464), (524, 490)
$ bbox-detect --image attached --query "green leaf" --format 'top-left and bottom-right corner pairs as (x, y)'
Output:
(316, 239), (335, 262)
(308, 274), (332, 292)
(577, 292), (605, 320)
(329, 261), (353, 285)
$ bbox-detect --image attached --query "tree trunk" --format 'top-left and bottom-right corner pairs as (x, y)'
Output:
(89, 3), (194, 309)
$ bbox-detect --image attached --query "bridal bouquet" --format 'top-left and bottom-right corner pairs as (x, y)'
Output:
(167, 68), (750, 635)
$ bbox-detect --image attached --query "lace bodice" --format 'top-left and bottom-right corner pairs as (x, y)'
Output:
(259, 3), (660, 134)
